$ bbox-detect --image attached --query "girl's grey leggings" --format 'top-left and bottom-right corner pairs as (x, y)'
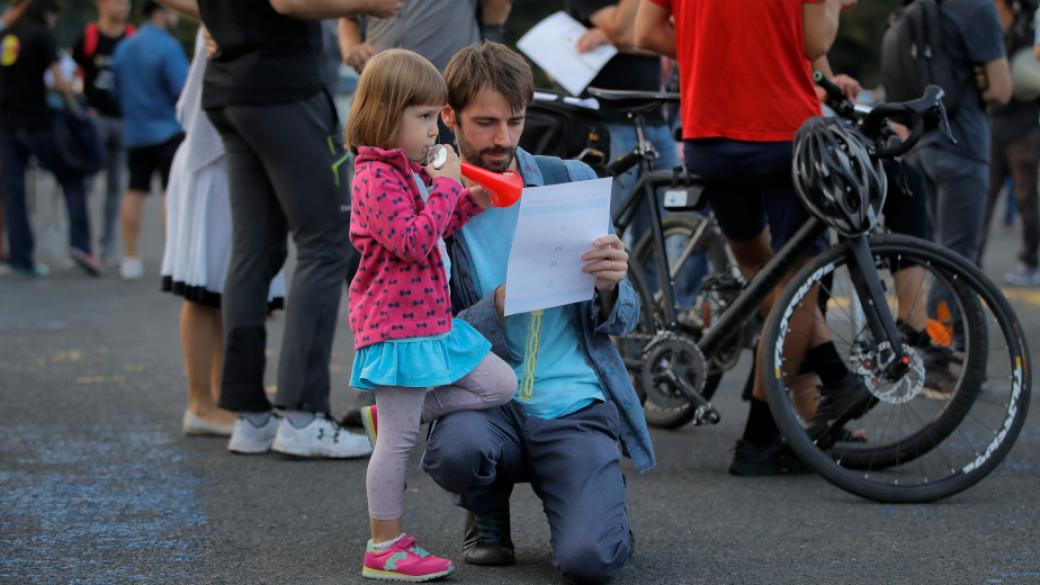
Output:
(367, 351), (517, 520)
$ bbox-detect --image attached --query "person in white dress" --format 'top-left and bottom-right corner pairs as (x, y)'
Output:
(161, 28), (285, 436)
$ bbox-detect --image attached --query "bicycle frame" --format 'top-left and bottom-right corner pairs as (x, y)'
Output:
(611, 110), (911, 397)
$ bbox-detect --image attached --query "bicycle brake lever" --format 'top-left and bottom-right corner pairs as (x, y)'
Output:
(936, 102), (957, 145)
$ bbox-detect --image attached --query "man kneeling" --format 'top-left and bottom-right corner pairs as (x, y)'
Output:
(422, 41), (653, 585)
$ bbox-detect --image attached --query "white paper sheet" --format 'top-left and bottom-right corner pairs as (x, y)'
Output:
(516, 11), (618, 97)
(504, 178), (613, 316)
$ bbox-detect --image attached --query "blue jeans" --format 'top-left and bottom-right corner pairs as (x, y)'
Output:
(0, 130), (90, 271)
(90, 115), (125, 258)
(610, 120), (706, 306)
(423, 400), (631, 584)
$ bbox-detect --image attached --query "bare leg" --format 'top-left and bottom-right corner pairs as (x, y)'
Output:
(895, 266), (928, 331)
(180, 301), (236, 426)
(120, 189), (148, 259)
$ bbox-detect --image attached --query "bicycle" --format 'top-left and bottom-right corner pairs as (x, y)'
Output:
(586, 87), (751, 429)
(589, 85), (1031, 503)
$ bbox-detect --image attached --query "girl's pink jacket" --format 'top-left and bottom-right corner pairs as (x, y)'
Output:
(348, 146), (484, 349)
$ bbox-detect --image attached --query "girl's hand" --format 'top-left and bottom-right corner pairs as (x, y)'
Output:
(469, 185), (492, 209)
(425, 144), (461, 182)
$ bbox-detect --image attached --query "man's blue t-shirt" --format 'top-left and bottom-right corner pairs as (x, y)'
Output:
(462, 180), (606, 420)
(917, 0), (1005, 163)
(113, 23), (187, 148)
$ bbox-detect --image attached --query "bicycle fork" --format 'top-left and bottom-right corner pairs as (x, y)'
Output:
(845, 234), (911, 382)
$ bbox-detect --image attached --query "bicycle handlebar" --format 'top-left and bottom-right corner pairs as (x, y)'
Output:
(812, 72), (956, 159)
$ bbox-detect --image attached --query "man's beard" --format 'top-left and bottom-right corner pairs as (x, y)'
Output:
(456, 125), (515, 172)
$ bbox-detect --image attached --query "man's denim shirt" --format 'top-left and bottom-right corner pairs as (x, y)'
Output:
(446, 148), (655, 474)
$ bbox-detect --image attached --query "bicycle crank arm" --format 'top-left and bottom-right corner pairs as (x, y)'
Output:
(660, 370), (722, 425)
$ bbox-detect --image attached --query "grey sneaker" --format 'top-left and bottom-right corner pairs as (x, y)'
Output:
(227, 414), (279, 454)
(1004, 264), (1040, 287)
(271, 415), (372, 459)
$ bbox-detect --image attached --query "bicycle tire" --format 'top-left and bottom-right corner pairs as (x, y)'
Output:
(762, 234), (1031, 503)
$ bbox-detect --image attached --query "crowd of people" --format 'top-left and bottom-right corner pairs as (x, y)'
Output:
(0, 0), (1036, 582)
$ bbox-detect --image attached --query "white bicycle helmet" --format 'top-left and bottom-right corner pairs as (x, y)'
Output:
(792, 116), (888, 237)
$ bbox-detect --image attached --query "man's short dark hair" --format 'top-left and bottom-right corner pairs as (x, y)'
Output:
(142, 0), (162, 18)
(443, 41), (534, 114)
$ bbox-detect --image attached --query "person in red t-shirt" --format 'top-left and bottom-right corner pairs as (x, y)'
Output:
(636, 0), (869, 476)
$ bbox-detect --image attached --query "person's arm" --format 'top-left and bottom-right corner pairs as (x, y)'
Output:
(968, 1), (1012, 106)
(802, 0), (856, 61)
(164, 43), (190, 102)
(155, 0), (201, 20)
(980, 58), (1012, 105)
(338, 16), (375, 71)
(269, 0), (402, 20)
(578, 0), (641, 52)
(480, 0), (511, 41)
(634, 0), (675, 58)
(1, 1), (27, 28)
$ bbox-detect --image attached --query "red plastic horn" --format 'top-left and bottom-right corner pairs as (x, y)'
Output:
(461, 161), (523, 207)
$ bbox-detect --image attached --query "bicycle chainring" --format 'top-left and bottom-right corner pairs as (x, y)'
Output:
(640, 333), (708, 409)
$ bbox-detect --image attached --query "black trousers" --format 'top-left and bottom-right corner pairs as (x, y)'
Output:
(207, 90), (355, 413)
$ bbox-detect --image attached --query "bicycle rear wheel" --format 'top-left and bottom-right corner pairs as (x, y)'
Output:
(761, 234), (1030, 503)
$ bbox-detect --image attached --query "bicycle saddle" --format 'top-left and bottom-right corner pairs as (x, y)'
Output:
(586, 87), (681, 111)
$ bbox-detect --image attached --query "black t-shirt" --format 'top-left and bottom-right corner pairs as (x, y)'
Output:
(0, 21), (58, 132)
(566, 0), (663, 121)
(72, 25), (132, 118)
(198, 0), (325, 109)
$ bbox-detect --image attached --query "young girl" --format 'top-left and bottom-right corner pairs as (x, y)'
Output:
(345, 49), (518, 582)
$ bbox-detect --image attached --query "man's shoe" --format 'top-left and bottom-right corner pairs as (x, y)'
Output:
(227, 413), (279, 454)
(182, 410), (234, 437)
(10, 262), (49, 278)
(362, 534), (454, 581)
(271, 414), (372, 459)
(1004, 263), (1040, 287)
(120, 257), (144, 280)
(807, 372), (878, 448)
(361, 405), (378, 447)
(70, 248), (101, 277)
(463, 507), (515, 566)
(729, 438), (811, 476)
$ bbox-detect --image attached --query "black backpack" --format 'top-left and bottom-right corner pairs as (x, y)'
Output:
(518, 92), (611, 175)
(880, 0), (962, 116)
(52, 106), (106, 176)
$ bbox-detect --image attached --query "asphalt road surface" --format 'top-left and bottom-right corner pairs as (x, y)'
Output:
(2, 184), (1039, 584)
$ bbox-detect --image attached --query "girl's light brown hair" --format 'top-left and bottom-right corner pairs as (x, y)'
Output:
(345, 49), (448, 154)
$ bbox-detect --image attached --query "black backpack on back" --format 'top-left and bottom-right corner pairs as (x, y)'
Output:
(881, 0), (962, 116)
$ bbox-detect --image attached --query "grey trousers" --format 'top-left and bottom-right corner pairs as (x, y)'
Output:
(207, 90), (352, 414)
(423, 400), (632, 584)
(90, 114), (124, 258)
(979, 126), (1040, 269)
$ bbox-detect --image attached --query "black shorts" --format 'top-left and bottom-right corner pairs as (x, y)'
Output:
(127, 133), (184, 192)
(683, 138), (827, 255)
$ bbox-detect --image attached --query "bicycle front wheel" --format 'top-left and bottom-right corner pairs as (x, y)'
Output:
(761, 234), (1030, 503)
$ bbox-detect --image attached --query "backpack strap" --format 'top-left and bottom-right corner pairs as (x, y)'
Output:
(83, 22), (99, 59)
(533, 155), (571, 185)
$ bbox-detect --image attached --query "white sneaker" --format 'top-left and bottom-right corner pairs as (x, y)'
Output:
(271, 415), (373, 459)
(120, 257), (144, 280)
(1004, 263), (1040, 287)
(227, 414), (279, 454)
(182, 410), (234, 437)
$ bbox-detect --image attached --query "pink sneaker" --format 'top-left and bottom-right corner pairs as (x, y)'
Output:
(362, 534), (455, 582)
(361, 404), (378, 447)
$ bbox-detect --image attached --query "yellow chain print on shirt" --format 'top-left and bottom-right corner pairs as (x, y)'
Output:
(518, 310), (543, 401)
(1, 35), (20, 67)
